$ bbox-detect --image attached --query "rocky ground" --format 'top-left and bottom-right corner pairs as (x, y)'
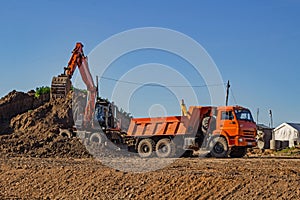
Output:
(0, 90), (300, 199)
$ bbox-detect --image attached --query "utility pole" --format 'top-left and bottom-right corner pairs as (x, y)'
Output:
(269, 110), (273, 128)
(225, 80), (230, 106)
(96, 75), (100, 99)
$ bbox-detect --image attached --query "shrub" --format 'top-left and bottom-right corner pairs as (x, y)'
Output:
(35, 86), (50, 98)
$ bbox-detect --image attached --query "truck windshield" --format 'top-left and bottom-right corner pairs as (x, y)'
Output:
(234, 109), (254, 122)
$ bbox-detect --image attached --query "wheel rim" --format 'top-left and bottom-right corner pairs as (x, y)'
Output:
(214, 142), (224, 154)
(142, 144), (150, 153)
(159, 144), (168, 153)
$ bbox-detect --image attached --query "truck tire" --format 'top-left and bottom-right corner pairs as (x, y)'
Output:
(230, 147), (247, 158)
(201, 117), (210, 134)
(209, 136), (229, 158)
(155, 138), (176, 158)
(137, 139), (155, 158)
(90, 132), (105, 145)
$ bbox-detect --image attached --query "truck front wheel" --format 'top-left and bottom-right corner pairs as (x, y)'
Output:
(137, 139), (155, 158)
(155, 138), (176, 158)
(209, 136), (229, 158)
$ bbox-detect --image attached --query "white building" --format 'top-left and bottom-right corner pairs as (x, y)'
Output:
(274, 123), (300, 148)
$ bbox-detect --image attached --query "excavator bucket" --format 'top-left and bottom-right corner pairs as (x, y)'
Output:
(50, 74), (71, 99)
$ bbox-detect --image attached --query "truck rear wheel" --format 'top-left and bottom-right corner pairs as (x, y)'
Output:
(155, 138), (176, 158)
(230, 147), (247, 158)
(209, 136), (229, 158)
(137, 139), (155, 158)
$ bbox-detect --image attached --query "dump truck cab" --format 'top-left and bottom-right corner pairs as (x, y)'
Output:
(214, 106), (257, 147)
(202, 105), (256, 158)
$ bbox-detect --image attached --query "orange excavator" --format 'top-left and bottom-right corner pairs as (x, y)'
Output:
(51, 42), (97, 127)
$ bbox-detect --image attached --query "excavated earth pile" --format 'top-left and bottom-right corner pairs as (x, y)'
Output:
(0, 90), (49, 134)
(0, 91), (90, 158)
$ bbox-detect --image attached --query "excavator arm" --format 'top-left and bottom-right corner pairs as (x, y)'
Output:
(51, 42), (96, 127)
(65, 42), (84, 78)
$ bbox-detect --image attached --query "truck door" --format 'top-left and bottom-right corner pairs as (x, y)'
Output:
(219, 110), (238, 136)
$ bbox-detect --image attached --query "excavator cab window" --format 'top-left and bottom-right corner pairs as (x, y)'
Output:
(95, 104), (105, 124)
(94, 102), (114, 129)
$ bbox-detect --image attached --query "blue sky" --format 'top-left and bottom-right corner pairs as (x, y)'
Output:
(0, 0), (299, 127)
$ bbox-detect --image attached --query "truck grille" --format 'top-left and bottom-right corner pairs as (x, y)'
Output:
(243, 130), (255, 136)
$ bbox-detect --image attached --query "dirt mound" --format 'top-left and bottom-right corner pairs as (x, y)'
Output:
(0, 90), (49, 134)
(0, 92), (90, 158)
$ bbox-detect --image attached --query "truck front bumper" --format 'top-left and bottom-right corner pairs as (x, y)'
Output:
(229, 136), (257, 147)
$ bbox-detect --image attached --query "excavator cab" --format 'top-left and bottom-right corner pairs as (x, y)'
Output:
(94, 98), (115, 130)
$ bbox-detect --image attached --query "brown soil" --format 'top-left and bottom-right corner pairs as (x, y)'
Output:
(0, 90), (49, 134)
(0, 156), (299, 199)
(0, 91), (90, 158)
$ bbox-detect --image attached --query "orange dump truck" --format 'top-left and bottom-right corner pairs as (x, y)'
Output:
(125, 105), (257, 158)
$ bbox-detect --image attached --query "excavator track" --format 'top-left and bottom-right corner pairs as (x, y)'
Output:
(50, 74), (71, 99)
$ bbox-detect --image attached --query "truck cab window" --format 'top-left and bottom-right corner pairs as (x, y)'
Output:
(221, 111), (234, 120)
(234, 109), (254, 122)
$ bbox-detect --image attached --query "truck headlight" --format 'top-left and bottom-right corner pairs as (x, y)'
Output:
(238, 138), (244, 142)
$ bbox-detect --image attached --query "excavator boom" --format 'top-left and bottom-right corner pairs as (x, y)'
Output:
(51, 42), (96, 127)
(78, 57), (97, 124)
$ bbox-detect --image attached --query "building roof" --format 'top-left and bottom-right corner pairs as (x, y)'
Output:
(274, 122), (300, 141)
(287, 123), (300, 131)
(257, 124), (272, 129)
(274, 122), (300, 132)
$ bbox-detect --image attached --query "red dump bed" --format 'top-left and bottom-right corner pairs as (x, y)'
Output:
(127, 106), (211, 137)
